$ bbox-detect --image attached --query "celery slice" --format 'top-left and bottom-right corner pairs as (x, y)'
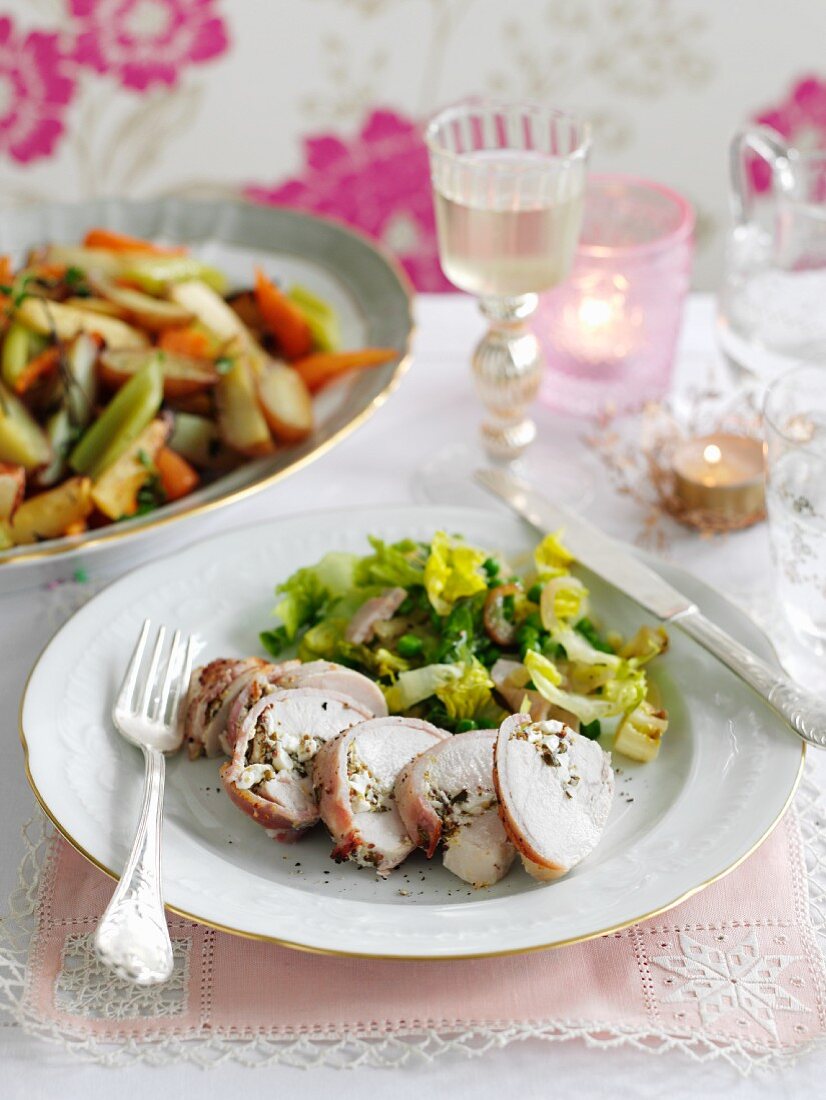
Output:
(287, 284), (341, 352)
(70, 359), (163, 478)
(123, 257), (228, 295)
(1, 322), (48, 389)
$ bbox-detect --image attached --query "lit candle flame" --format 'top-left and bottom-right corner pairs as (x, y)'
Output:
(703, 443), (722, 466)
(578, 297), (614, 330)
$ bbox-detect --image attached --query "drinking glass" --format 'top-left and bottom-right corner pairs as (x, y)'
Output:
(419, 100), (590, 502)
(764, 365), (826, 693)
(719, 127), (826, 378)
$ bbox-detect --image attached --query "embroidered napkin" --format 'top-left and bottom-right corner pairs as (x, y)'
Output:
(12, 800), (826, 1071)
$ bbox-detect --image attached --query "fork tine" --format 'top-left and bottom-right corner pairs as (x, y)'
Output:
(154, 629), (182, 722)
(139, 626), (166, 717)
(166, 634), (194, 729)
(117, 619), (151, 711)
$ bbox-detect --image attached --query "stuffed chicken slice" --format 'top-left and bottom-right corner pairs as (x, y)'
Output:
(184, 657), (270, 759)
(313, 717), (448, 876)
(222, 659), (301, 755)
(277, 660), (388, 718)
(395, 729), (515, 888)
(220, 688), (371, 842)
(494, 714), (614, 882)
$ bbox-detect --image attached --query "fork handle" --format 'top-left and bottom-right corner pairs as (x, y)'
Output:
(674, 608), (826, 749)
(93, 746), (174, 985)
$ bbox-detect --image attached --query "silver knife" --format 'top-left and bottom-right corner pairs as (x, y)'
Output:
(476, 466), (825, 749)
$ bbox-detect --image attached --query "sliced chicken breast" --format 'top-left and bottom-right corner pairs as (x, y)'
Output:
(345, 587), (407, 644)
(313, 717), (448, 876)
(277, 660), (388, 718)
(222, 660), (301, 755)
(494, 713), (614, 882)
(395, 729), (515, 888)
(220, 688), (371, 842)
(184, 657), (268, 759)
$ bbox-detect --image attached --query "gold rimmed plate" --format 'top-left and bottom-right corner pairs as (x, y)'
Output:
(20, 505), (803, 959)
(0, 199), (413, 592)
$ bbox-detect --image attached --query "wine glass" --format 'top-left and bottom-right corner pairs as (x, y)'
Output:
(418, 99), (591, 503)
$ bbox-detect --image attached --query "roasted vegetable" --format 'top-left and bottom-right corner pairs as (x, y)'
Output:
(0, 383), (52, 470)
(82, 227), (186, 255)
(99, 347), (219, 398)
(64, 333), (99, 429)
(254, 268), (312, 359)
(168, 412), (218, 467)
(90, 276), (194, 331)
(0, 463), (25, 521)
(91, 417), (169, 519)
(9, 476), (93, 544)
(16, 297), (148, 349)
(155, 446), (199, 501)
(215, 355), (273, 457)
(70, 358), (163, 478)
(293, 348), (397, 392)
(1, 322), (49, 390)
(167, 280), (263, 364)
(287, 284), (341, 352)
(257, 362), (313, 443)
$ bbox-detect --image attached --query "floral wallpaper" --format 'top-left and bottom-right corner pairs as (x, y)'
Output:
(0, 0), (824, 290)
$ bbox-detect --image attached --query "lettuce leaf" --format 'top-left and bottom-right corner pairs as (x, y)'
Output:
(270, 551), (360, 642)
(383, 663), (462, 712)
(524, 650), (644, 725)
(533, 531), (574, 578)
(274, 568), (329, 641)
(424, 531), (488, 615)
(354, 537), (426, 588)
(434, 658), (494, 720)
(539, 575), (589, 630)
(550, 625), (622, 669)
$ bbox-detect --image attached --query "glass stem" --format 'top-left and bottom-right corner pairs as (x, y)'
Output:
(472, 293), (543, 460)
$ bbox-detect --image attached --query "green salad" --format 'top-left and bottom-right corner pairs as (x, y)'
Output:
(260, 531), (670, 762)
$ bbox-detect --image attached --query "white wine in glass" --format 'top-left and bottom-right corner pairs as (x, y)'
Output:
(426, 104), (590, 460)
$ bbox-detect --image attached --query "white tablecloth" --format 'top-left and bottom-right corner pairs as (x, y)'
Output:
(1, 295), (823, 1099)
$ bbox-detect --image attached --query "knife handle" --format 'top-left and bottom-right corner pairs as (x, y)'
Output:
(674, 609), (826, 749)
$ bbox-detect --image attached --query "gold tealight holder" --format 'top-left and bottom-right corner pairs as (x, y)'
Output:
(671, 433), (766, 523)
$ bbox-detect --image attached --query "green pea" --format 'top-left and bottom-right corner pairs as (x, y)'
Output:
(397, 633), (424, 658)
(455, 718), (478, 733)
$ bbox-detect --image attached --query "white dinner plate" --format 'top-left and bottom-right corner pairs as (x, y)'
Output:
(0, 198), (413, 592)
(20, 506), (804, 959)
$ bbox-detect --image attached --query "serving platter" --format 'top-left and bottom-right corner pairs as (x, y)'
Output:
(0, 199), (413, 590)
(20, 505), (804, 959)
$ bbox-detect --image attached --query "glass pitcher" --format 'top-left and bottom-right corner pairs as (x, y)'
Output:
(718, 126), (826, 377)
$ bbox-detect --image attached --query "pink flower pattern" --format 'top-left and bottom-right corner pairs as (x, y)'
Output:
(0, 17), (75, 164)
(247, 109), (451, 293)
(69, 0), (229, 92)
(750, 75), (826, 192)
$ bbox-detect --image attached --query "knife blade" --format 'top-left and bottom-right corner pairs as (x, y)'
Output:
(475, 466), (826, 749)
(475, 466), (696, 622)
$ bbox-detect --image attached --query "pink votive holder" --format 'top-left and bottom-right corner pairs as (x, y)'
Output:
(535, 174), (694, 418)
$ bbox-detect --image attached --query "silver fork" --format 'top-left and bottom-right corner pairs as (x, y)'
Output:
(93, 620), (194, 986)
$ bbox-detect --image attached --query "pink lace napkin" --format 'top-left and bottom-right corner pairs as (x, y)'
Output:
(15, 806), (826, 1070)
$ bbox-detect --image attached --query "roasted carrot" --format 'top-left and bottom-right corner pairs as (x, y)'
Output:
(253, 267), (312, 360)
(292, 348), (398, 392)
(158, 326), (213, 358)
(13, 345), (61, 394)
(0, 255), (14, 286)
(155, 447), (200, 501)
(82, 228), (186, 256)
